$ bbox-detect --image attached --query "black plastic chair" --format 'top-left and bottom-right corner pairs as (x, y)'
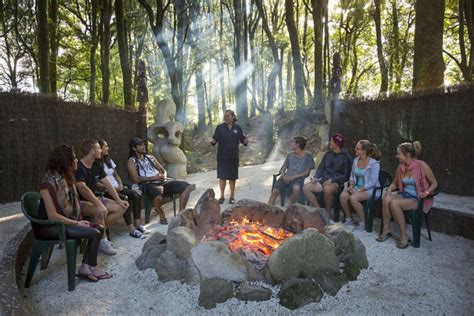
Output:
(363, 169), (392, 232)
(21, 192), (80, 291)
(380, 186), (440, 248)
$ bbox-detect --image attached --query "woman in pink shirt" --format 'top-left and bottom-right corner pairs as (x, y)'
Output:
(377, 141), (437, 249)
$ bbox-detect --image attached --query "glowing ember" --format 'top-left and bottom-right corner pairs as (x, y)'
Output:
(201, 217), (294, 269)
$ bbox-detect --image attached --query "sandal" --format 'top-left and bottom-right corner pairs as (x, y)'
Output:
(159, 218), (169, 225)
(76, 273), (99, 283)
(229, 197), (236, 204)
(376, 234), (390, 242)
(136, 225), (150, 234)
(396, 240), (409, 249)
(92, 268), (113, 280)
(218, 197), (225, 204)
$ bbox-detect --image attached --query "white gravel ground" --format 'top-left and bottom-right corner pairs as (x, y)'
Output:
(20, 160), (474, 315)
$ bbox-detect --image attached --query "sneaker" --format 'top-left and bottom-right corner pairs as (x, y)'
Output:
(99, 239), (117, 255)
(136, 225), (150, 234)
(352, 222), (366, 231)
(129, 229), (145, 239)
(344, 219), (355, 227)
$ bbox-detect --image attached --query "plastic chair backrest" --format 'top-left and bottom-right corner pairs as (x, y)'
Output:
(379, 169), (392, 188)
(21, 192), (41, 222)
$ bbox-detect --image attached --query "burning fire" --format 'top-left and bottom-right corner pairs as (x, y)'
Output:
(201, 217), (294, 269)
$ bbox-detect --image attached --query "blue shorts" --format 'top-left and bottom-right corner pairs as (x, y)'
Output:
(398, 191), (418, 200)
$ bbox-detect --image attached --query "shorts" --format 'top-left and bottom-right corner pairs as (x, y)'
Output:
(142, 180), (191, 201)
(274, 177), (305, 193)
(398, 191), (418, 200)
(79, 197), (109, 210)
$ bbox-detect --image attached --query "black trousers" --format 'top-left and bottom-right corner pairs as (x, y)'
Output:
(105, 187), (141, 226)
(39, 224), (103, 266)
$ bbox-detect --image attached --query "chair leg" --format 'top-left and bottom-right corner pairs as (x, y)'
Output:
(364, 201), (373, 233)
(280, 192), (285, 207)
(173, 194), (177, 217)
(144, 195), (153, 224)
(424, 212), (432, 241)
(40, 245), (54, 270)
(65, 240), (78, 291)
(333, 196), (340, 222)
(410, 212), (422, 248)
(25, 241), (44, 288)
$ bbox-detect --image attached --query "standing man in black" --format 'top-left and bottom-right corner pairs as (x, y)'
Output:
(209, 109), (249, 204)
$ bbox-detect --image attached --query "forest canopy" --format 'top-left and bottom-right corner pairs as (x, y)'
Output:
(0, 0), (472, 126)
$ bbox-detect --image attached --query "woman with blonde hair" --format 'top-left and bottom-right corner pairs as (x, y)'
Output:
(377, 141), (437, 249)
(340, 140), (381, 231)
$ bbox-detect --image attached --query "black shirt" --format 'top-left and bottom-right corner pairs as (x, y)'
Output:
(212, 123), (247, 160)
(76, 160), (106, 199)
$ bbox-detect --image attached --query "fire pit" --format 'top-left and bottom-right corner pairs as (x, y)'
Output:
(201, 217), (294, 270)
(136, 189), (369, 309)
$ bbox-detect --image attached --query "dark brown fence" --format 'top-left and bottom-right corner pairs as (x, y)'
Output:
(330, 86), (474, 196)
(0, 93), (147, 203)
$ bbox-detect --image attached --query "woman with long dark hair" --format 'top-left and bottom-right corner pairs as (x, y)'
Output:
(97, 139), (147, 238)
(38, 145), (111, 282)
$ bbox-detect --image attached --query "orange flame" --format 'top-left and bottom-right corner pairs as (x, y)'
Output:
(202, 216), (294, 257)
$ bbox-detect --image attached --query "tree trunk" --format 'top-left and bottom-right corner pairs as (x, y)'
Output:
(413, 0), (445, 90)
(232, 0), (248, 125)
(286, 52), (292, 96)
(285, 0), (305, 108)
(89, 0), (99, 102)
(311, 0), (324, 108)
(100, 0), (112, 104)
(374, 0), (388, 95)
(323, 1), (329, 96)
(138, 0), (184, 121)
(115, 0), (133, 109)
(391, 0), (401, 92)
(49, 0), (58, 96)
(218, 1), (226, 115)
(174, 0), (188, 111)
(36, 0), (50, 94)
(255, 0), (281, 111)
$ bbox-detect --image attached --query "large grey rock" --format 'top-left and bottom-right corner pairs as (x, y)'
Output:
(267, 228), (339, 283)
(155, 250), (187, 282)
(283, 204), (328, 233)
(167, 208), (199, 234)
(191, 241), (263, 282)
(314, 270), (348, 296)
(135, 243), (166, 271)
(354, 236), (369, 269)
(324, 223), (355, 264)
(142, 232), (166, 253)
(221, 199), (285, 228)
(324, 223), (368, 277)
(166, 226), (197, 259)
(278, 278), (323, 310)
(194, 189), (221, 239)
(236, 283), (272, 301)
(136, 232), (167, 271)
(198, 278), (234, 309)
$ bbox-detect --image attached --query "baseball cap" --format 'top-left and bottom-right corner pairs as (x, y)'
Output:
(129, 137), (144, 148)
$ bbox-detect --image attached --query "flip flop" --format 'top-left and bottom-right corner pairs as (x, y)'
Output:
(76, 273), (99, 283)
(218, 197), (225, 204)
(376, 234), (390, 242)
(229, 198), (236, 204)
(94, 271), (113, 280)
(159, 218), (168, 225)
(396, 241), (409, 249)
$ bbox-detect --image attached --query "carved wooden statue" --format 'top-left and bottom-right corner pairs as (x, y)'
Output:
(147, 99), (187, 178)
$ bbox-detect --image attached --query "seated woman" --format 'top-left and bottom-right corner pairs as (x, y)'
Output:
(38, 145), (111, 282)
(98, 139), (148, 238)
(340, 140), (381, 231)
(377, 141), (437, 249)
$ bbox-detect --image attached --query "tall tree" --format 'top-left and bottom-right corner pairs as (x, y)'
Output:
(285, 0), (305, 108)
(138, 0), (184, 121)
(373, 0), (388, 94)
(413, 0), (446, 89)
(116, 0), (133, 109)
(49, 0), (58, 96)
(255, 0), (282, 111)
(100, 0), (112, 104)
(89, 0), (99, 102)
(311, 0), (324, 107)
(36, 0), (50, 94)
